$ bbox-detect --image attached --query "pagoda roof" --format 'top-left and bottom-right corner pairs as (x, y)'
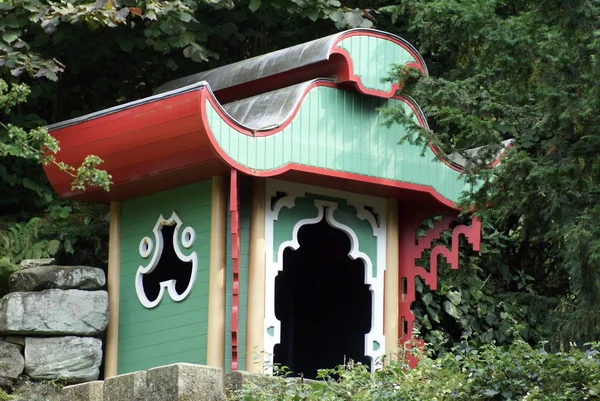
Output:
(43, 29), (510, 209)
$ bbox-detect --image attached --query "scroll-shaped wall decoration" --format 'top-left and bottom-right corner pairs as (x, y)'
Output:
(136, 211), (198, 308)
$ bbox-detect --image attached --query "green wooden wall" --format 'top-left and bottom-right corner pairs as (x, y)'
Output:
(336, 35), (417, 93)
(207, 86), (466, 205)
(118, 181), (212, 374)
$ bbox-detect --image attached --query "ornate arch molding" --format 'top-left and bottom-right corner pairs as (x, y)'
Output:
(264, 180), (386, 373)
(136, 211), (198, 308)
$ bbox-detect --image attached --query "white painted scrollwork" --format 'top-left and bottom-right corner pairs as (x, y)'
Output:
(135, 211), (198, 309)
(264, 180), (386, 373)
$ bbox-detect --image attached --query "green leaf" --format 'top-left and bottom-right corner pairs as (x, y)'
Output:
(446, 290), (462, 306)
(248, 0), (261, 12)
(443, 301), (461, 319)
(177, 12), (192, 22)
(118, 37), (136, 52)
(2, 30), (20, 44)
(307, 9), (320, 21)
(422, 292), (433, 306)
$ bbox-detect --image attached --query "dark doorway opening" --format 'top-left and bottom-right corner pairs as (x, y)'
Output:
(141, 224), (193, 302)
(274, 215), (372, 379)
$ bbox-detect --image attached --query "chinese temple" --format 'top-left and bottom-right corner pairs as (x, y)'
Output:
(43, 29), (510, 379)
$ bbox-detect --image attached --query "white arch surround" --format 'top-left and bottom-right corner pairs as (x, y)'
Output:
(264, 179), (387, 374)
(136, 211), (198, 309)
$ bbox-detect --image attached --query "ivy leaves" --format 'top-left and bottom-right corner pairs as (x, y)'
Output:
(0, 79), (112, 193)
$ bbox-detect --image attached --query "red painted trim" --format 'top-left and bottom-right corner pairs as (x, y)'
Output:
(489, 143), (514, 168)
(213, 59), (341, 105)
(230, 169), (240, 371)
(206, 80), (338, 137)
(330, 30), (427, 99)
(212, 30), (426, 104)
(200, 87), (460, 209)
(333, 30), (426, 75)
(205, 79), (477, 175)
(398, 213), (481, 367)
(44, 77), (510, 205)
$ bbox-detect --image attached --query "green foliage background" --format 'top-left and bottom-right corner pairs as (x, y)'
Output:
(237, 339), (600, 400)
(0, 0), (599, 369)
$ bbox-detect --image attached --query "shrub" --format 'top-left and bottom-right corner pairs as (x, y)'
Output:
(237, 339), (600, 400)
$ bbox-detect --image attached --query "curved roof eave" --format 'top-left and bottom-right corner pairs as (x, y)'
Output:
(43, 79), (511, 207)
(155, 28), (428, 102)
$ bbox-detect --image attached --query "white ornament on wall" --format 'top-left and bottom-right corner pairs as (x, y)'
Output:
(263, 179), (387, 374)
(135, 211), (198, 308)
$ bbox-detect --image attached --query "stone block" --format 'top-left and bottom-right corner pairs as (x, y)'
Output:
(103, 370), (147, 401)
(9, 265), (106, 292)
(224, 370), (273, 398)
(146, 363), (223, 401)
(60, 381), (103, 401)
(25, 336), (102, 383)
(0, 289), (108, 335)
(224, 371), (318, 400)
(19, 258), (55, 270)
(0, 339), (24, 380)
(3, 336), (25, 347)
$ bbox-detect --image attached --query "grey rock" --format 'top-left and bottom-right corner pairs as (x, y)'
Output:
(146, 363), (223, 401)
(3, 336), (25, 347)
(0, 376), (13, 392)
(60, 381), (103, 401)
(19, 258), (55, 270)
(25, 337), (102, 384)
(0, 340), (24, 380)
(104, 370), (147, 401)
(0, 289), (108, 335)
(9, 265), (106, 292)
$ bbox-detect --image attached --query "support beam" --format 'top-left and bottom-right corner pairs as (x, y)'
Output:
(245, 179), (266, 373)
(384, 198), (399, 359)
(207, 176), (227, 369)
(104, 201), (121, 378)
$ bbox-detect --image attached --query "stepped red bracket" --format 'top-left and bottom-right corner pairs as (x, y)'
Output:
(398, 213), (481, 366)
(230, 169), (240, 371)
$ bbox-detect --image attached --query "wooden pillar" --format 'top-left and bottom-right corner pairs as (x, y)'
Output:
(384, 198), (399, 359)
(245, 179), (266, 373)
(104, 201), (121, 378)
(207, 176), (227, 369)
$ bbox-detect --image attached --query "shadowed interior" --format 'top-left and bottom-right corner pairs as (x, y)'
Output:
(141, 224), (193, 302)
(274, 216), (372, 378)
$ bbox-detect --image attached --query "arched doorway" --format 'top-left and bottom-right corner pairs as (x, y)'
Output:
(273, 217), (372, 378)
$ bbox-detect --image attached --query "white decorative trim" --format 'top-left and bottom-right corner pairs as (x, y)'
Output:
(264, 179), (386, 373)
(135, 211), (198, 309)
(139, 237), (153, 258)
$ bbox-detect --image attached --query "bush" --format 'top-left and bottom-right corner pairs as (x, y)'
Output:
(236, 339), (600, 401)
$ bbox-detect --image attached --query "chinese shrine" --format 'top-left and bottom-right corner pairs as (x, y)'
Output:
(42, 28), (510, 379)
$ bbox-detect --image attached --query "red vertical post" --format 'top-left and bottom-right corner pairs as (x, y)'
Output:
(230, 169), (240, 371)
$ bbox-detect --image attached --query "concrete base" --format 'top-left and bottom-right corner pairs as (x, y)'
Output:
(103, 370), (147, 401)
(60, 363), (225, 401)
(146, 363), (223, 401)
(60, 381), (103, 401)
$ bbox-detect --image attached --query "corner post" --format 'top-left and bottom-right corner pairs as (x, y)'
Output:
(105, 201), (121, 378)
(246, 178), (266, 373)
(384, 198), (399, 359)
(207, 176), (227, 369)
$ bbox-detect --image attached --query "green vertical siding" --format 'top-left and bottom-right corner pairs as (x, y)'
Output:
(118, 181), (212, 374)
(207, 86), (466, 204)
(336, 35), (417, 92)
(273, 193), (378, 280)
(224, 177), (251, 371)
